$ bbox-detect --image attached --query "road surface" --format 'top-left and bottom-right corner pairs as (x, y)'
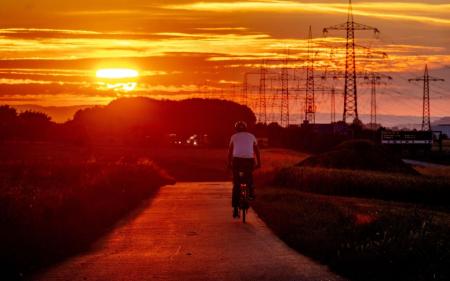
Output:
(34, 182), (345, 281)
(403, 159), (448, 168)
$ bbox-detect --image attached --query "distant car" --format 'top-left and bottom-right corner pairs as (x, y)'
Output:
(186, 134), (209, 147)
(167, 133), (184, 146)
(186, 134), (199, 146)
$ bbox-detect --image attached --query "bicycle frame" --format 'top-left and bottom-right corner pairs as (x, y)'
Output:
(238, 171), (249, 223)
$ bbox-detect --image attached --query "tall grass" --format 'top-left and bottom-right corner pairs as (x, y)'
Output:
(273, 167), (450, 208)
(0, 160), (174, 280)
(252, 186), (450, 281)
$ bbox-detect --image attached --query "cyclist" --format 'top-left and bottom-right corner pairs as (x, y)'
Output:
(227, 121), (261, 218)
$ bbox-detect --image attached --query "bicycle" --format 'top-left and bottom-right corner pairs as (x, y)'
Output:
(236, 171), (250, 223)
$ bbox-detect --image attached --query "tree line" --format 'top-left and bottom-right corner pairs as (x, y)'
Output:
(0, 98), (256, 146)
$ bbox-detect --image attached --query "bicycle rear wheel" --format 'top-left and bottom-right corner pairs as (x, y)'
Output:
(242, 208), (246, 223)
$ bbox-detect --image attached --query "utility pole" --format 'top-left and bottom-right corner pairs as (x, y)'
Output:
(231, 84), (240, 104)
(304, 26), (316, 124)
(323, 0), (380, 123)
(199, 81), (211, 99)
(331, 86), (336, 123)
(370, 79), (376, 126)
(280, 56), (290, 126)
(409, 64), (445, 131)
(263, 56), (301, 126)
(244, 64), (286, 125)
(242, 76), (248, 106)
(364, 73), (392, 128)
(258, 61), (268, 124)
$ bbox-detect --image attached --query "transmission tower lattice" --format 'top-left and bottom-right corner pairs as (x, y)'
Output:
(323, 0), (380, 123)
(363, 73), (392, 128)
(258, 62), (268, 124)
(331, 86), (336, 123)
(409, 64), (445, 131)
(280, 57), (290, 126)
(304, 26), (316, 124)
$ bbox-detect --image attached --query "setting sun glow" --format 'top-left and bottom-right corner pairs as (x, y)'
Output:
(0, 1), (449, 119)
(96, 68), (139, 79)
(96, 68), (139, 92)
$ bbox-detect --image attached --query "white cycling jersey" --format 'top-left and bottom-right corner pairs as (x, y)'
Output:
(229, 132), (257, 159)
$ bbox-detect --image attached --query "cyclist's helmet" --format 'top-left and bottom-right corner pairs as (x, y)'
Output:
(235, 121), (247, 132)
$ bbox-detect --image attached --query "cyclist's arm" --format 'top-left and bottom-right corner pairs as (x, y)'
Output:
(254, 142), (261, 168)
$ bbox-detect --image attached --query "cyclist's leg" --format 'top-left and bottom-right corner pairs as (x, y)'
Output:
(231, 158), (240, 208)
(243, 158), (255, 198)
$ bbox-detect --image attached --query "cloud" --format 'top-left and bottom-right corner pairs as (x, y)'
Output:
(163, 1), (450, 26)
(0, 93), (113, 107)
(0, 23), (449, 114)
(0, 78), (55, 85)
(0, 68), (89, 78)
(137, 84), (199, 92)
(63, 9), (146, 16)
(1, 28), (449, 74)
(0, 28), (100, 35)
(195, 27), (248, 31)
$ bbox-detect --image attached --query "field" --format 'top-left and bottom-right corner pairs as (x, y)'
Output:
(0, 142), (306, 280)
(252, 163), (450, 281)
(0, 156), (174, 280)
(4, 140), (450, 281)
(252, 186), (450, 281)
(0, 142), (307, 181)
(273, 166), (450, 208)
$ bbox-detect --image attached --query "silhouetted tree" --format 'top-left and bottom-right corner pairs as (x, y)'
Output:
(71, 98), (256, 146)
(19, 110), (51, 122)
(0, 105), (18, 141)
(0, 105), (17, 120)
(17, 111), (53, 141)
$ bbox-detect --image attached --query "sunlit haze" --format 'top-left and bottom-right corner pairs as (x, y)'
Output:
(0, 0), (449, 123)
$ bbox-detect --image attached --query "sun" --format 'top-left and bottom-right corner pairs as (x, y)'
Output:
(96, 68), (139, 92)
(96, 68), (139, 79)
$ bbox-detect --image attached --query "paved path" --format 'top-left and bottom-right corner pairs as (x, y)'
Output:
(403, 159), (448, 168)
(34, 182), (345, 281)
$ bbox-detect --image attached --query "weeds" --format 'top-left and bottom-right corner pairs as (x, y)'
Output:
(0, 160), (174, 280)
(273, 167), (450, 208)
(252, 186), (450, 281)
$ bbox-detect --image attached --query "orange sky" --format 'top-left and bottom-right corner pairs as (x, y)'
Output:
(0, 0), (449, 121)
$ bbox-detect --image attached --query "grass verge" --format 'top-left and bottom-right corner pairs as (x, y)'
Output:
(0, 160), (174, 280)
(252, 185), (450, 281)
(273, 166), (450, 208)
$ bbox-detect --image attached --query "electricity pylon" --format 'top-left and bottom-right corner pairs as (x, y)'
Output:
(304, 26), (316, 124)
(258, 61), (268, 124)
(363, 73), (392, 128)
(409, 64), (445, 131)
(280, 57), (290, 126)
(331, 86), (336, 123)
(323, 0), (380, 123)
